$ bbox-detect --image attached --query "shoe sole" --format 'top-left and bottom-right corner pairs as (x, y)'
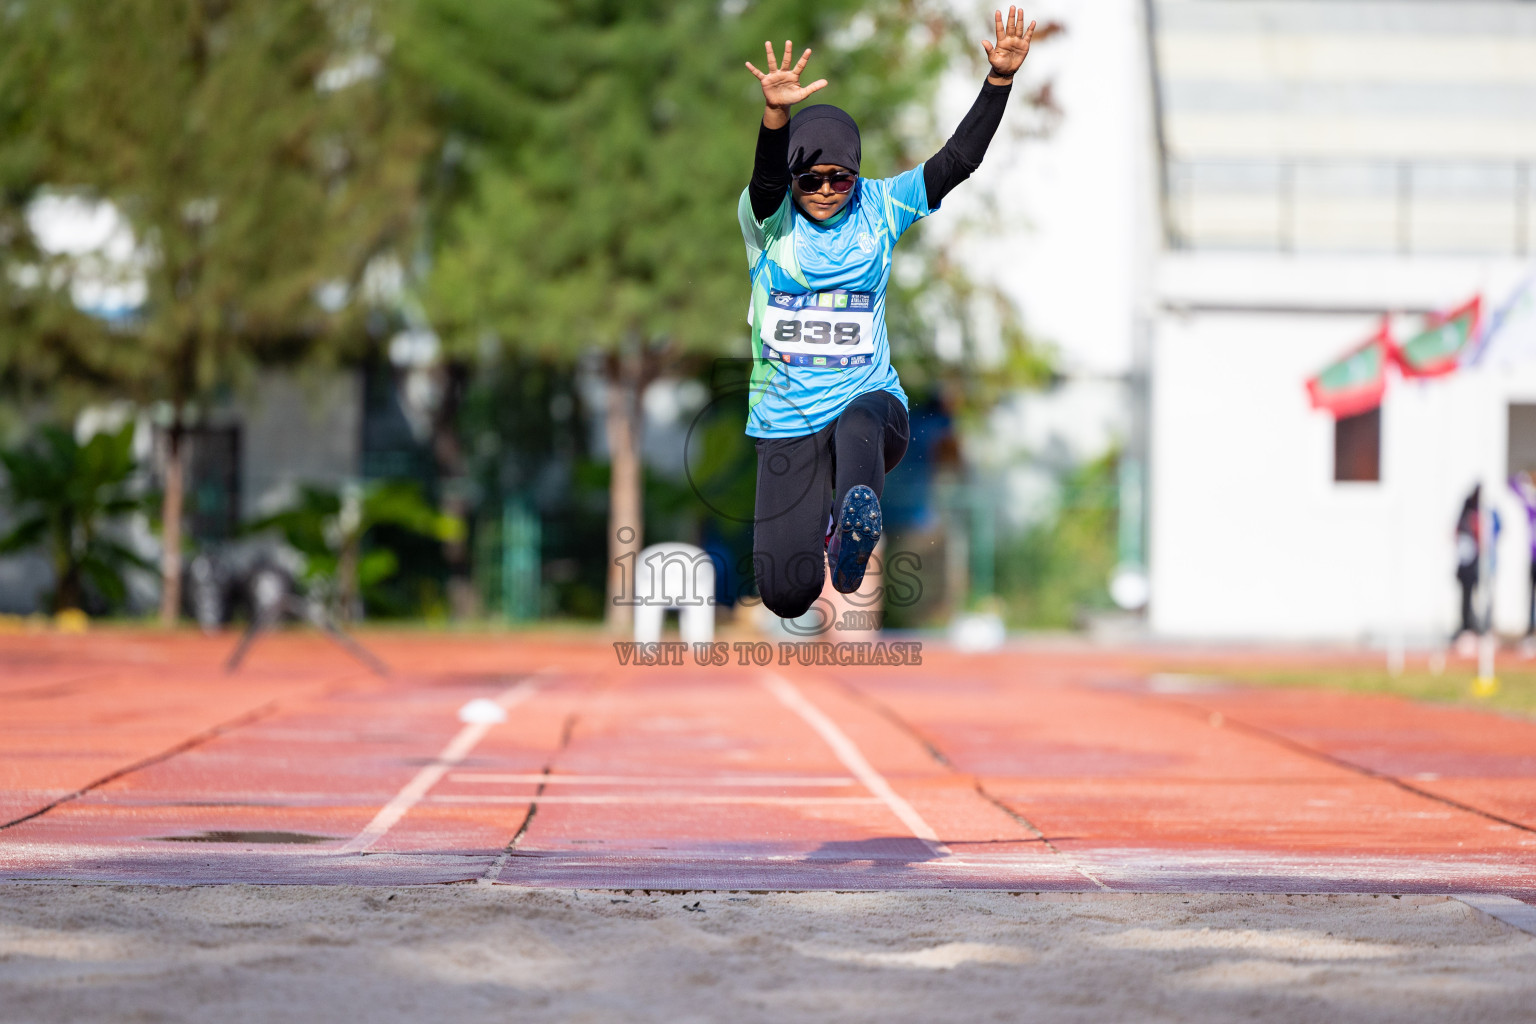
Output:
(831, 485), (882, 594)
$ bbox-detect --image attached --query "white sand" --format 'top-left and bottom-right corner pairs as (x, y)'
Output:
(1, 887), (1532, 1023)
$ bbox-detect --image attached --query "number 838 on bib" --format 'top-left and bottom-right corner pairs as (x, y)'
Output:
(761, 289), (877, 368)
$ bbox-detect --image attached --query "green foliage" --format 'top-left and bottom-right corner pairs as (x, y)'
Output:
(886, 259), (1056, 417)
(0, 422), (155, 611)
(456, 353), (588, 495)
(0, 0), (436, 619)
(1169, 665), (1536, 720)
(398, 0), (960, 360)
(997, 449), (1118, 629)
(245, 479), (463, 616)
(679, 401), (758, 537)
(390, 0), (983, 624)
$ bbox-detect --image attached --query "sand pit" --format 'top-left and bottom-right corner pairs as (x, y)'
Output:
(1, 887), (1532, 1023)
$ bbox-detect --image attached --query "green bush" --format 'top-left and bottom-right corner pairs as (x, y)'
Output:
(245, 480), (462, 621)
(997, 451), (1119, 629)
(0, 422), (154, 612)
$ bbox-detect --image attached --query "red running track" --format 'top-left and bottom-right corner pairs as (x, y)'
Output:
(1, 631), (1533, 895)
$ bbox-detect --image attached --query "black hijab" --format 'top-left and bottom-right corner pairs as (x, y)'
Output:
(787, 105), (861, 174)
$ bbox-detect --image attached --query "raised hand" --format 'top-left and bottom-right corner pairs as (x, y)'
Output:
(982, 7), (1035, 78)
(746, 40), (828, 111)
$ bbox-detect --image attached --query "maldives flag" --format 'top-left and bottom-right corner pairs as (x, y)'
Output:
(1393, 296), (1481, 378)
(1307, 318), (1392, 418)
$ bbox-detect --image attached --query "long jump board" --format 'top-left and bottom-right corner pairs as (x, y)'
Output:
(1453, 893), (1536, 936)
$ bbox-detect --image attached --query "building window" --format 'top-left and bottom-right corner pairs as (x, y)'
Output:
(187, 426), (241, 541)
(1334, 407), (1380, 483)
(1508, 403), (1536, 477)
(158, 425), (242, 541)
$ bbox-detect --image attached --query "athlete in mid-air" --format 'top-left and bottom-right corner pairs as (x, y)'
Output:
(742, 8), (1035, 620)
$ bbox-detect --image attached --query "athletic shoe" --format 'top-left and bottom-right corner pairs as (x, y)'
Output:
(829, 484), (882, 594)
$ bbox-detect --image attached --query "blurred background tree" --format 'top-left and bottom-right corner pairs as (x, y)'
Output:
(0, 0), (432, 624)
(396, 0), (979, 631)
(0, 422), (154, 613)
(995, 448), (1119, 629)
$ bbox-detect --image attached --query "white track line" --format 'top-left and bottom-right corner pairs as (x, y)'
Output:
(763, 671), (949, 858)
(431, 794), (881, 806)
(449, 773), (855, 787)
(337, 678), (541, 854)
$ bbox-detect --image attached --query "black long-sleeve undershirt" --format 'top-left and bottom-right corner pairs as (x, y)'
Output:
(748, 119), (792, 222)
(746, 76), (1011, 223)
(922, 77), (1011, 206)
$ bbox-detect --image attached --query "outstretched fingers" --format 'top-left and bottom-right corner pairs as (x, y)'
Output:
(753, 38), (825, 94)
(989, 8), (1035, 42)
(994, 7), (1032, 41)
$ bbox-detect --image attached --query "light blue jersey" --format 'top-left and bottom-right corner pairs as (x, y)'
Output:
(738, 167), (933, 438)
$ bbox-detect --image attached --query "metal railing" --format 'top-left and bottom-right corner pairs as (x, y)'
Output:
(1167, 158), (1535, 257)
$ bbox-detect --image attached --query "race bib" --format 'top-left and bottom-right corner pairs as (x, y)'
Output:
(760, 290), (876, 368)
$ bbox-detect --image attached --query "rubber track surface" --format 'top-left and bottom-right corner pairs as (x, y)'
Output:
(1, 632), (1532, 895)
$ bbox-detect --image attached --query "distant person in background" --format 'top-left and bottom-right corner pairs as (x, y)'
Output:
(1454, 484), (1482, 640)
(1511, 471), (1536, 641)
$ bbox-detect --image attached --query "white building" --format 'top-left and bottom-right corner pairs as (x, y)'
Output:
(929, 0), (1155, 531)
(1146, 0), (1536, 641)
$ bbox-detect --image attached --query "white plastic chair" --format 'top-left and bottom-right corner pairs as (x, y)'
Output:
(633, 542), (716, 645)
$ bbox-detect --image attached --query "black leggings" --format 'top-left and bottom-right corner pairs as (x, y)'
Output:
(1458, 567), (1479, 635)
(752, 390), (910, 619)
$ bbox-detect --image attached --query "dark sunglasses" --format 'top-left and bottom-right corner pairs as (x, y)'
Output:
(793, 171), (856, 194)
